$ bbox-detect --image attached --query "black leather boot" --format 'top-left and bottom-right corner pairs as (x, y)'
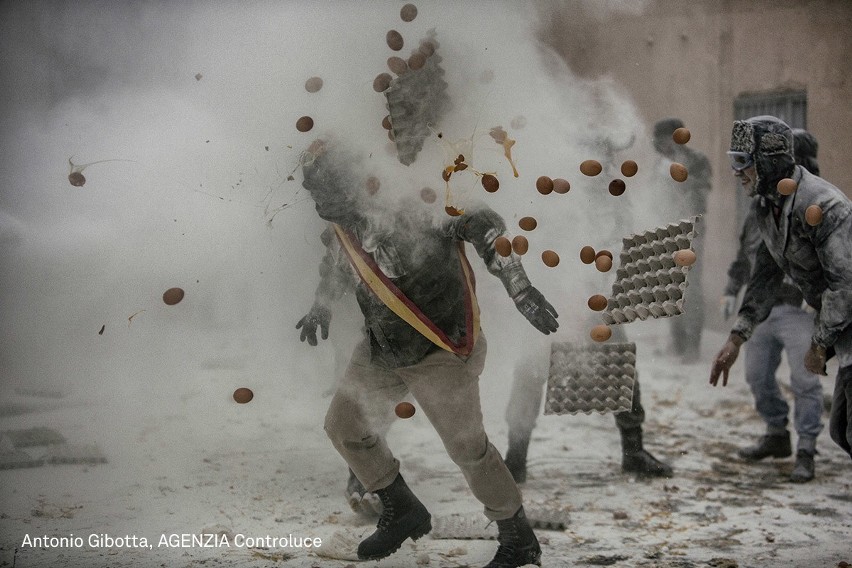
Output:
(790, 449), (815, 483)
(504, 431), (531, 484)
(620, 427), (674, 477)
(737, 432), (792, 461)
(357, 473), (431, 561)
(485, 506), (542, 568)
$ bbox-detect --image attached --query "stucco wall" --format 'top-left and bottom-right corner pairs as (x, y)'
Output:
(537, 0), (852, 331)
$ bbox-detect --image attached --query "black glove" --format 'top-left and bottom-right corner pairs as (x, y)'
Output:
(295, 304), (332, 346)
(513, 287), (559, 335)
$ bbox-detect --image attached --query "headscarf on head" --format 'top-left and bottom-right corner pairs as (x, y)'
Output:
(729, 115), (795, 203)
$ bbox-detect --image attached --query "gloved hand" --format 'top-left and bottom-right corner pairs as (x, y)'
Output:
(513, 287), (559, 335)
(719, 295), (737, 320)
(295, 303), (332, 346)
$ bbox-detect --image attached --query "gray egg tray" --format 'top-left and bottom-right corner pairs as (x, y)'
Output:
(385, 30), (450, 166)
(431, 504), (570, 540)
(544, 342), (636, 415)
(1, 426), (66, 448)
(0, 449), (44, 470)
(601, 216), (700, 325)
(0, 427), (106, 469)
(44, 443), (108, 465)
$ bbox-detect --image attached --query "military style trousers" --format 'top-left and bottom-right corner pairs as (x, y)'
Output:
(324, 333), (523, 521)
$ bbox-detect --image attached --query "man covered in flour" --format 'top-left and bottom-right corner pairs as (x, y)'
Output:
(294, 138), (558, 567)
(710, 115), (852, 463)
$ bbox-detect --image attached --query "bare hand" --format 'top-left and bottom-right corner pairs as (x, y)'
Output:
(804, 343), (828, 376)
(709, 336), (742, 387)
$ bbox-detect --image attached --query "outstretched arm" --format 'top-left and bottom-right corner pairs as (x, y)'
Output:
(810, 203), (852, 352)
(731, 241), (785, 341)
(710, 241), (783, 386)
(721, 208), (762, 319)
(806, 201), (852, 374)
(443, 205), (559, 334)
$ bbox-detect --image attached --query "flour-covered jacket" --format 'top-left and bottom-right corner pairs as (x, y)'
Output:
(733, 165), (852, 365)
(314, 205), (531, 369)
(723, 204), (804, 307)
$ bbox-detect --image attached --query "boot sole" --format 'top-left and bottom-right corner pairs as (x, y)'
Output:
(623, 467), (674, 478)
(737, 451), (792, 461)
(357, 516), (432, 561)
(790, 475), (815, 483)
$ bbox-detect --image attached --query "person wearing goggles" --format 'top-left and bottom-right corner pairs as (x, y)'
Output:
(727, 150), (754, 172)
(719, 131), (825, 483)
(726, 150), (759, 197)
(710, 115), (852, 467)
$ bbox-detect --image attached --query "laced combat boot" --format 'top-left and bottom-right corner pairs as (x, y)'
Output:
(357, 473), (431, 561)
(737, 431), (792, 461)
(504, 430), (531, 484)
(485, 506), (542, 568)
(620, 427), (674, 477)
(789, 449), (816, 483)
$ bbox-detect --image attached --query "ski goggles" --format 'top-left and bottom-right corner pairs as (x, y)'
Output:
(726, 151), (754, 172)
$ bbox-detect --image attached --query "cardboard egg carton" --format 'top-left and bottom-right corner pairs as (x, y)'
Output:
(44, 443), (108, 465)
(1, 426), (66, 448)
(544, 342), (636, 415)
(385, 30), (450, 166)
(0, 448), (44, 470)
(601, 216), (700, 325)
(431, 513), (497, 540)
(313, 529), (362, 561)
(431, 504), (570, 540)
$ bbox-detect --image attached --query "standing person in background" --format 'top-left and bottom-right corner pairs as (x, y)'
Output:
(504, 128), (672, 482)
(710, 115), (852, 464)
(719, 128), (824, 482)
(503, 321), (673, 483)
(653, 118), (712, 363)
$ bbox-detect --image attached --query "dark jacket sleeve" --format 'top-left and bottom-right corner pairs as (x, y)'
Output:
(810, 201), (852, 348)
(442, 204), (532, 298)
(731, 241), (785, 340)
(724, 227), (753, 296)
(724, 208), (762, 296)
(313, 225), (356, 307)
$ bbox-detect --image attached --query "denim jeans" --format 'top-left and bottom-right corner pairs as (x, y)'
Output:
(744, 304), (824, 451)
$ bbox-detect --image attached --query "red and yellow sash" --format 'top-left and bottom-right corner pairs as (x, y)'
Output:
(332, 224), (480, 356)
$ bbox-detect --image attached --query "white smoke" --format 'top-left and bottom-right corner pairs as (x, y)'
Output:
(0, 0), (680, 476)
